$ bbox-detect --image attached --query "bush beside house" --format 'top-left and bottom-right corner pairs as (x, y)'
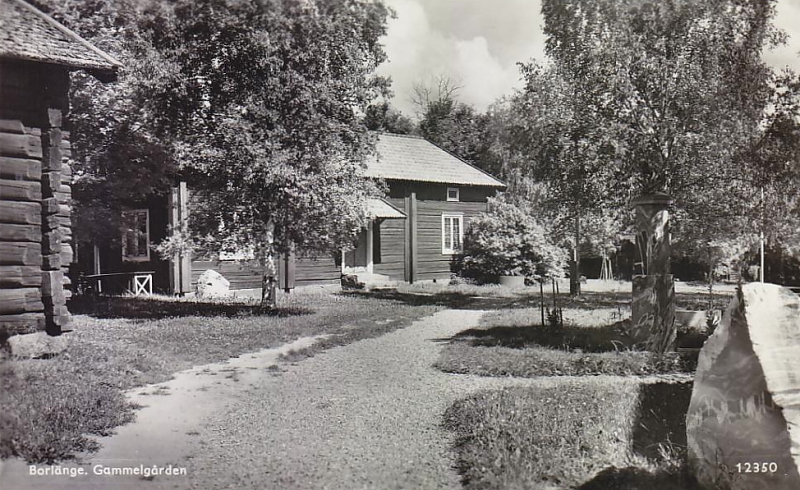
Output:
(458, 198), (567, 283)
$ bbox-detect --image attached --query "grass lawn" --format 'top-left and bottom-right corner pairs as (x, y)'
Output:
(445, 380), (700, 490)
(0, 288), (439, 463)
(430, 280), (731, 378)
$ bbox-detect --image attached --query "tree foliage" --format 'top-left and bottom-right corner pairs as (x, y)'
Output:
(43, 0), (393, 306)
(460, 197), (568, 281)
(534, 0), (800, 275)
(363, 101), (416, 134)
(33, 0), (177, 249)
(132, 0), (392, 305)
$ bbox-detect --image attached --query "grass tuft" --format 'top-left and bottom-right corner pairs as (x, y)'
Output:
(444, 381), (700, 490)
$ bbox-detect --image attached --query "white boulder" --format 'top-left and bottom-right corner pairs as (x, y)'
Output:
(686, 283), (800, 490)
(7, 331), (68, 359)
(196, 269), (231, 298)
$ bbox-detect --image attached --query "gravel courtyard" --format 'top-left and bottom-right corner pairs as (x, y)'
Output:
(186, 309), (540, 490)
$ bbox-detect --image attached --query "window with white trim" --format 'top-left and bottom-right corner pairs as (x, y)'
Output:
(447, 187), (460, 202)
(442, 214), (464, 254)
(121, 209), (150, 262)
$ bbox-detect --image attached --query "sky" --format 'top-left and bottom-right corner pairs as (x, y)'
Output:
(377, 0), (800, 118)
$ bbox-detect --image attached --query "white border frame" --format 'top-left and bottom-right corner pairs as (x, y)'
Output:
(441, 214), (464, 254)
(446, 187), (460, 202)
(342, 221), (374, 273)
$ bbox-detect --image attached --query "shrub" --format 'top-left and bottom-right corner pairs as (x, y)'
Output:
(459, 198), (567, 283)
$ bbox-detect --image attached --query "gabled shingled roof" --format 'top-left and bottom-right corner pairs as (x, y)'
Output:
(0, 0), (121, 80)
(365, 133), (505, 188)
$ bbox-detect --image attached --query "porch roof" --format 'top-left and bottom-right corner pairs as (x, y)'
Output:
(365, 133), (505, 188)
(0, 0), (122, 81)
(367, 198), (406, 219)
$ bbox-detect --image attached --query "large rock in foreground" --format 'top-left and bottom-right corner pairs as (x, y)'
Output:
(686, 283), (800, 490)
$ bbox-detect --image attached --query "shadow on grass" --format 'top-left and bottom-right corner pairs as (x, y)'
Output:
(345, 289), (544, 310)
(68, 295), (312, 320)
(579, 381), (698, 490)
(443, 321), (708, 352)
(446, 322), (634, 352)
(633, 381), (693, 460)
(578, 466), (701, 490)
(352, 286), (730, 314)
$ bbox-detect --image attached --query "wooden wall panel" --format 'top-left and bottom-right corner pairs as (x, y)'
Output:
(294, 256), (340, 285)
(411, 189), (490, 282)
(192, 254), (341, 291)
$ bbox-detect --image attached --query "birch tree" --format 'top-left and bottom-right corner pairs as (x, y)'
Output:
(537, 0), (800, 280)
(136, 0), (391, 307)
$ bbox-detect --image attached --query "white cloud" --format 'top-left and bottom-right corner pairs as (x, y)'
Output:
(378, 0), (528, 117)
(378, 0), (800, 119)
(452, 36), (522, 110)
(763, 0), (800, 72)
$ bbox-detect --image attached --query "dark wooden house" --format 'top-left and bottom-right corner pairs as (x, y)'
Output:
(83, 133), (505, 294)
(0, 0), (121, 339)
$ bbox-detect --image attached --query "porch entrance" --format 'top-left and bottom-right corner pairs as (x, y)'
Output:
(342, 222), (373, 274)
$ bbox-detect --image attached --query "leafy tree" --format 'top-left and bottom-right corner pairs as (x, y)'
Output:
(536, 0), (800, 288)
(363, 101), (416, 135)
(511, 61), (620, 293)
(134, 0), (392, 307)
(412, 78), (511, 178)
(32, 0), (178, 251)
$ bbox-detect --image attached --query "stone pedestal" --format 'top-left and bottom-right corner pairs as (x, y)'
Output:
(631, 274), (675, 351)
(630, 194), (675, 353)
(686, 284), (800, 490)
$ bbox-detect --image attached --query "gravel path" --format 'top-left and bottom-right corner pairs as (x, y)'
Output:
(187, 309), (539, 490)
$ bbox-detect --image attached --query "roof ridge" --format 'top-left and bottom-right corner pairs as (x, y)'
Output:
(373, 131), (425, 140)
(11, 0), (123, 70)
(421, 137), (506, 188)
(369, 131), (506, 188)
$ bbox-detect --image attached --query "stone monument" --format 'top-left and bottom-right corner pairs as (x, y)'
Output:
(630, 194), (676, 353)
(686, 283), (800, 490)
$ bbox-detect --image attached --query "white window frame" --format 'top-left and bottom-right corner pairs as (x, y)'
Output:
(442, 214), (464, 254)
(121, 209), (151, 262)
(447, 187), (460, 202)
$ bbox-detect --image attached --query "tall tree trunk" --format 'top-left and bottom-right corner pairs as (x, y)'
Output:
(260, 219), (278, 310)
(570, 214), (581, 295)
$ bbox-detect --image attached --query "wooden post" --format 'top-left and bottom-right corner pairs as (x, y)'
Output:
(631, 194), (676, 353)
(404, 188), (417, 283)
(410, 192), (417, 283)
(366, 221), (374, 273)
(570, 215), (581, 295)
(540, 280), (545, 326)
(93, 242), (102, 293)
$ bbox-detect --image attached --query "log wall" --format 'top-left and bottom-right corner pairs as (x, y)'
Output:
(0, 61), (73, 339)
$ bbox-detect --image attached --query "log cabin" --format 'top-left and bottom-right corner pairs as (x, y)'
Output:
(0, 0), (121, 339)
(81, 133), (505, 294)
